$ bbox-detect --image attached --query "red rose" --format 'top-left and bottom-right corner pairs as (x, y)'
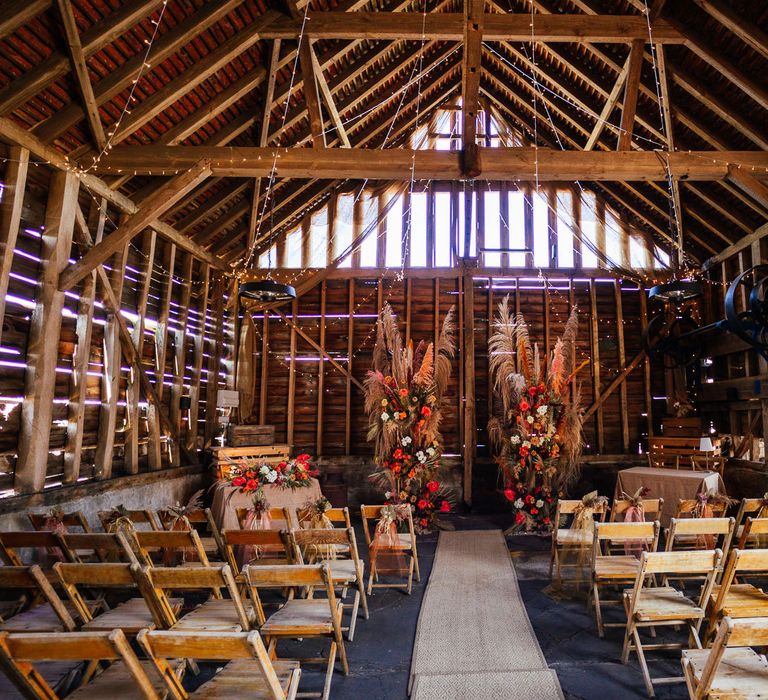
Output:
(393, 448), (404, 459)
(538, 382), (545, 391)
(232, 476), (246, 487)
(421, 406), (432, 417)
(519, 400), (529, 411)
(245, 479), (258, 492)
(417, 499), (428, 510)
(515, 512), (525, 524)
(528, 386), (537, 396)
(296, 453), (310, 462)
(530, 507), (538, 515)
(439, 501), (450, 513)
(543, 516), (551, 525)
(426, 480), (439, 493)
(503, 488), (515, 501)
(420, 518), (428, 527)
(525, 495), (534, 504)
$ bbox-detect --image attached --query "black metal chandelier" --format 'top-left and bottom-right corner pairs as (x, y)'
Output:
(239, 279), (296, 303)
(648, 279), (703, 304)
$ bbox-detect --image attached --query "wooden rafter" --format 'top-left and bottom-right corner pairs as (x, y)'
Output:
(310, 45), (350, 148)
(691, 0), (768, 61)
(585, 51), (632, 151)
(726, 166), (768, 213)
(617, 39), (644, 151)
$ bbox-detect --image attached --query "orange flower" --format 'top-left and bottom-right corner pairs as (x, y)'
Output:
(519, 400), (529, 411)
(399, 388), (408, 397)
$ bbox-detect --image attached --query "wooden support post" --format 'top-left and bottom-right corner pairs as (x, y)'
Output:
(617, 38), (644, 151)
(16, 170), (78, 494)
(589, 279), (604, 452)
(65, 199), (106, 483)
(572, 186), (583, 269)
(316, 281), (326, 455)
(460, 0), (484, 177)
(614, 280), (630, 451)
(204, 276), (225, 448)
(123, 228), (155, 474)
(169, 253), (193, 466)
(147, 242), (176, 469)
(543, 279), (551, 357)
(286, 298), (298, 447)
(0, 146), (29, 349)
(187, 263), (209, 449)
(638, 285), (654, 440)
(462, 267), (476, 507)
(345, 280), (354, 455)
(94, 239), (129, 480)
(752, 238), (768, 465)
(376, 192), (386, 269)
(259, 310), (269, 426)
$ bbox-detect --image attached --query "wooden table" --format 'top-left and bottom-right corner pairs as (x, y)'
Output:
(210, 478), (324, 532)
(614, 467), (726, 527)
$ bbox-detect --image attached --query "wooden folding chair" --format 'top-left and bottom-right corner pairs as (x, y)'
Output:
(98, 509), (161, 532)
(549, 498), (609, 583)
(622, 549), (723, 697)
(288, 527), (369, 641)
(682, 616), (768, 700)
(664, 518), (736, 563)
(139, 564), (254, 632)
(361, 504), (420, 590)
(675, 499), (729, 520)
(0, 531), (75, 567)
(705, 548), (768, 640)
(54, 562), (178, 635)
(138, 629), (301, 700)
(244, 563), (347, 700)
(0, 629), (170, 699)
(590, 520), (661, 638)
(734, 497), (767, 545)
(60, 531), (139, 565)
(738, 517), (768, 549)
(157, 507), (224, 561)
(28, 511), (90, 533)
(221, 528), (294, 581)
(127, 529), (211, 568)
(0, 566), (77, 633)
(610, 499), (665, 523)
(296, 506), (352, 530)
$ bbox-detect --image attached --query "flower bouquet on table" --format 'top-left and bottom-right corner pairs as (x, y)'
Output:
(488, 298), (586, 533)
(228, 453), (319, 493)
(364, 303), (457, 533)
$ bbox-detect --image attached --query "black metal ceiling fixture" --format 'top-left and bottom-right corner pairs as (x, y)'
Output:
(239, 279), (296, 303)
(648, 279), (703, 305)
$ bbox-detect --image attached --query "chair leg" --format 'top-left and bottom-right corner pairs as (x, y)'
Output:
(412, 543), (421, 583)
(406, 556), (414, 595)
(321, 641), (337, 700)
(347, 590), (360, 642)
(632, 627), (655, 698)
(367, 562), (375, 595)
(592, 582), (604, 638)
(357, 576), (369, 620)
(621, 622), (633, 664)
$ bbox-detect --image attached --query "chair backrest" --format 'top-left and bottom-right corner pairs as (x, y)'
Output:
(289, 527), (363, 570)
(98, 509), (161, 531)
(711, 547), (768, 616)
(689, 616), (768, 699)
(28, 511), (90, 533)
(360, 504), (416, 546)
(53, 562), (142, 624)
(138, 630), (293, 700)
(665, 517), (736, 554)
(739, 517), (768, 549)
(129, 529), (210, 568)
(243, 563), (334, 627)
(60, 531), (139, 565)
(221, 528), (292, 574)
(675, 499), (729, 518)
(734, 498), (767, 526)
(0, 531), (76, 566)
(235, 506), (292, 529)
(553, 498), (609, 527)
(140, 564), (249, 630)
(627, 549), (723, 620)
(0, 629), (159, 700)
(610, 499), (664, 522)
(296, 506), (351, 529)
(593, 520), (660, 559)
(0, 565), (77, 632)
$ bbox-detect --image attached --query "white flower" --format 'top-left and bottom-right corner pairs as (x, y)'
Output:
(426, 446), (436, 456)
(381, 412), (390, 422)
(385, 491), (392, 499)
(416, 451), (427, 463)
(259, 465), (270, 475)
(510, 435), (521, 445)
(536, 499), (544, 508)
(537, 405), (548, 416)
(523, 441), (531, 449)
(514, 498), (524, 509)
(401, 436), (412, 446)
(526, 415), (535, 424)
(265, 470), (278, 483)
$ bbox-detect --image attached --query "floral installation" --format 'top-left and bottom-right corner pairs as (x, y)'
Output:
(364, 303), (456, 532)
(488, 298), (586, 532)
(163, 489), (205, 530)
(228, 453), (318, 493)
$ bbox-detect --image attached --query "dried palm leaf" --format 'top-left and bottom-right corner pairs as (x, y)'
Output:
(435, 306), (456, 400)
(413, 343), (434, 387)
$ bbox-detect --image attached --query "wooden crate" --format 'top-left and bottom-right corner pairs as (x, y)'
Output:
(227, 424), (275, 447)
(211, 444), (291, 480)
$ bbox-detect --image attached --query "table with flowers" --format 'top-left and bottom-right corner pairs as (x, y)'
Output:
(210, 454), (324, 531)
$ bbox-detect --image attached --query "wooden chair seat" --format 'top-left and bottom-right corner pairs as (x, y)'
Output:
(82, 597), (182, 634)
(626, 586), (705, 622)
(190, 658), (300, 699)
(328, 559), (364, 583)
(0, 601), (82, 633)
(682, 647), (768, 698)
(708, 583), (768, 617)
(66, 659), (170, 700)
(173, 599), (255, 632)
(260, 599), (341, 636)
(594, 555), (642, 580)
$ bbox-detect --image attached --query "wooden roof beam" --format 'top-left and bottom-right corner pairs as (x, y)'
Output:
(585, 51), (632, 151)
(702, 221), (768, 271)
(175, 179), (251, 233)
(691, 0), (768, 61)
(0, 0), (51, 41)
(259, 13), (684, 42)
(617, 39), (645, 151)
(58, 159), (212, 291)
(461, 0), (484, 177)
(726, 166), (768, 213)
(310, 44), (350, 148)
(56, 0), (106, 150)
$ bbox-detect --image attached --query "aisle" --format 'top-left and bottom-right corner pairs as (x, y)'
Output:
(409, 530), (564, 700)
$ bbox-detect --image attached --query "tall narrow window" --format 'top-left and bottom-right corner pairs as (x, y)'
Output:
(285, 226), (302, 267)
(483, 191), (501, 267)
(435, 192), (452, 267)
(556, 190), (574, 268)
(457, 193), (477, 258)
(630, 232), (648, 268)
(532, 190), (549, 268)
(604, 207), (623, 268)
(409, 191), (428, 267)
(654, 246), (670, 268)
(309, 207), (328, 267)
(385, 192), (404, 268)
(333, 194), (354, 268)
(580, 191), (599, 268)
(507, 191), (527, 267)
(359, 193), (378, 267)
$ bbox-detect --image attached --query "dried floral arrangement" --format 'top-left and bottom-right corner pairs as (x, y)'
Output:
(364, 303), (456, 532)
(488, 297), (586, 532)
